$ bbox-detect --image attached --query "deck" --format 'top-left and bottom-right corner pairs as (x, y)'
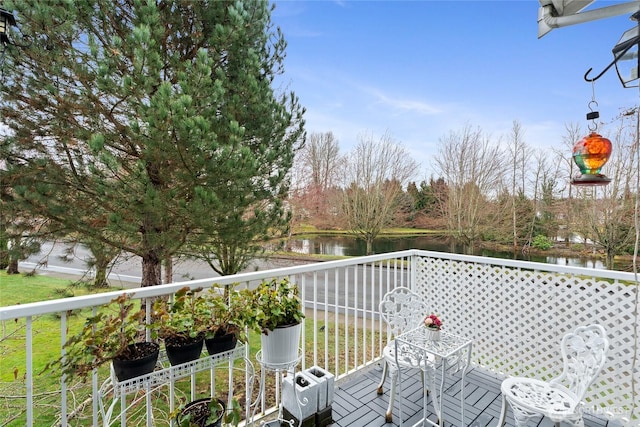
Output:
(328, 362), (621, 427)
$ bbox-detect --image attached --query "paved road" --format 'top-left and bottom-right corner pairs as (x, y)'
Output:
(18, 242), (405, 315)
(18, 241), (314, 287)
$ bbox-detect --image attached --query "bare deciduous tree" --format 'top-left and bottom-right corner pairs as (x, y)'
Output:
(583, 116), (638, 269)
(506, 120), (530, 252)
(303, 132), (342, 192)
(555, 122), (584, 246)
(528, 149), (563, 245)
(339, 132), (418, 254)
(291, 132), (343, 226)
(434, 124), (505, 252)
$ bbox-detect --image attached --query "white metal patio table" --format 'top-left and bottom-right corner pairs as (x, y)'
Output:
(394, 327), (473, 427)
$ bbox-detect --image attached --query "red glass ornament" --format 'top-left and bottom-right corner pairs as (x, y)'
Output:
(571, 132), (612, 186)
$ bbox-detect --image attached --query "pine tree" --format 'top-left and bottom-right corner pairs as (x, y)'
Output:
(0, 0), (305, 286)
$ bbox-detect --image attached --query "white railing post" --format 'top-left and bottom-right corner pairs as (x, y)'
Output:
(60, 312), (67, 427)
(410, 252), (417, 293)
(25, 316), (33, 427)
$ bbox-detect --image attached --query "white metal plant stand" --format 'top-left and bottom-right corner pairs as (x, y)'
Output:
(254, 348), (305, 427)
(395, 328), (472, 427)
(98, 343), (251, 427)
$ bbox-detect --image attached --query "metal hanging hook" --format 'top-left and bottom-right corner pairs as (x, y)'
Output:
(584, 61), (618, 83)
(584, 40), (637, 82)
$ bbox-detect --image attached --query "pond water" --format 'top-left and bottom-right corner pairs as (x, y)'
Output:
(284, 235), (631, 271)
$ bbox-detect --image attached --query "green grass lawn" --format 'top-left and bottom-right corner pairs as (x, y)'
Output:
(1, 273), (98, 425)
(0, 272), (96, 305)
(0, 273), (107, 381)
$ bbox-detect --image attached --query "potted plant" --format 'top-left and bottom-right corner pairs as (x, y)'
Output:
(203, 284), (252, 356)
(423, 313), (443, 341)
(150, 286), (207, 366)
(175, 396), (241, 427)
(44, 293), (159, 382)
(250, 278), (305, 365)
(176, 398), (225, 427)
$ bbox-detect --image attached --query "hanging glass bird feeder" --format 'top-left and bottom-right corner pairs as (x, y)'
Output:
(570, 95), (612, 186)
(571, 132), (612, 186)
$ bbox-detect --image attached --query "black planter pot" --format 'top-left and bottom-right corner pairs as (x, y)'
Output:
(205, 332), (238, 356)
(112, 342), (160, 382)
(178, 398), (225, 427)
(165, 336), (204, 366)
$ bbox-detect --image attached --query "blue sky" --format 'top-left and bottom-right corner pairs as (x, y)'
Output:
(271, 0), (640, 178)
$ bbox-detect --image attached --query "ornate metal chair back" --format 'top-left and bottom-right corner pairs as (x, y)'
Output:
(550, 324), (609, 399)
(379, 287), (428, 337)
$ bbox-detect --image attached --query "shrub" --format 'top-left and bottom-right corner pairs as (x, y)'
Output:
(532, 235), (553, 251)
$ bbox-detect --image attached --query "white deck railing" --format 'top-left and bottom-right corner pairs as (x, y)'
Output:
(0, 249), (638, 426)
(412, 250), (639, 425)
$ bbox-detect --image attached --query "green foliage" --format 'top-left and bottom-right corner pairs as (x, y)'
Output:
(2, 272), (332, 424)
(204, 284), (253, 341)
(151, 284), (256, 346)
(1, 0), (305, 286)
(531, 235), (553, 251)
(43, 294), (148, 380)
(224, 397), (242, 427)
(480, 229), (502, 243)
(174, 397), (241, 427)
(406, 178), (446, 215)
(175, 398), (225, 427)
(250, 278), (305, 334)
(150, 287), (208, 346)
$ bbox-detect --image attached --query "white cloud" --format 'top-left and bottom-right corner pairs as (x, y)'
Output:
(368, 89), (443, 116)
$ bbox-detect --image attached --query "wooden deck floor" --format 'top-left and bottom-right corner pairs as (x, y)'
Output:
(327, 362), (622, 427)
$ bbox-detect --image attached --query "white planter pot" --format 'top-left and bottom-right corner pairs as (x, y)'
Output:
(261, 322), (301, 365)
(424, 328), (441, 341)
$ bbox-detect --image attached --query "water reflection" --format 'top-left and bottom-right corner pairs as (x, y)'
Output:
(286, 235), (622, 271)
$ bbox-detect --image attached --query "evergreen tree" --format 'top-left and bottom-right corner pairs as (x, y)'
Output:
(0, 0), (305, 286)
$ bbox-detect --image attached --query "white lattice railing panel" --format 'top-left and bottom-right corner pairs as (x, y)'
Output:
(413, 251), (640, 426)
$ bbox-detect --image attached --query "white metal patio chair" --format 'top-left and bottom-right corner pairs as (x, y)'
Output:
(497, 324), (609, 427)
(376, 286), (432, 423)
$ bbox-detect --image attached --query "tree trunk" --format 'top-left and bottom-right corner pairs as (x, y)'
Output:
(142, 252), (162, 288)
(94, 267), (108, 288)
(465, 242), (475, 255)
(6, 258), (19, 274)
(164, 256), (173, 285)
(365, 237), (373, 256)
(0, 233), (8, 269)
(0, 251), (8, 270)
(93, 255), (110, 288)
(606, 251), (615, 271)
